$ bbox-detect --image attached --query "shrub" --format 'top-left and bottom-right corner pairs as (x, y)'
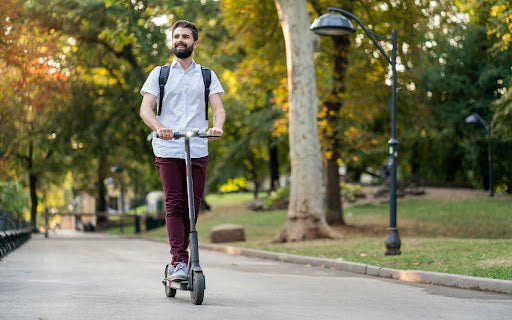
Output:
(340, 182), (363, 202)
(264, 186), (290, 209)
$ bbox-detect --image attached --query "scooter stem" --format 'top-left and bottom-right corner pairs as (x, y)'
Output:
(184, 136), (200, 269)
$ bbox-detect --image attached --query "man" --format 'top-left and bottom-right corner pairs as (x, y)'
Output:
(139, 20), (225, 281)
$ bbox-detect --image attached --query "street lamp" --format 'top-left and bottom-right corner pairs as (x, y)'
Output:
(111, 164), (125, 233)
(311, 8), (401, 255)
(465, 113), (494, 197)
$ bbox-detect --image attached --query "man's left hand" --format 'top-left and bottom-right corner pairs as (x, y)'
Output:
(207, 127), (223, 140)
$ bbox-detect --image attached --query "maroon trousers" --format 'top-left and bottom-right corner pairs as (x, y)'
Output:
(155, 156), (208, 266)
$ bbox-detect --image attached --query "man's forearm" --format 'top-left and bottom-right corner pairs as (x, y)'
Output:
(140, 94), (164, 131)
(213, 108), (225, 129)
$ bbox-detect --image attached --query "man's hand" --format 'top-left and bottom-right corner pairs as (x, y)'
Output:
(207, 127), (223, 140)
(157, 127), (174, 140)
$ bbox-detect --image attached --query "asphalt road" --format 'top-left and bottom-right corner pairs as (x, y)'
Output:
(1, 231), (511, 320)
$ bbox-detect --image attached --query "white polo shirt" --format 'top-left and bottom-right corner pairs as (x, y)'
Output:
(140, 59), (224, 159)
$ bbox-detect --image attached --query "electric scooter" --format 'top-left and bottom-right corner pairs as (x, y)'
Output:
(160, 129), (219, 305)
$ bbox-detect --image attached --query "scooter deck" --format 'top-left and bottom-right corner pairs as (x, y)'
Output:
(162, 278), (189, 290)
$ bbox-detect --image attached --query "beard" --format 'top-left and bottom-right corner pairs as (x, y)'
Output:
(173, 43), (194, 58)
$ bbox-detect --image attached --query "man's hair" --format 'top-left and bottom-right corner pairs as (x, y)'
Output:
(171, 20), (199, 41)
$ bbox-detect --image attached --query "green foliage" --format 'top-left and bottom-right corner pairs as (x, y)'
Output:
(205, 1), (288, 193)
(492, 82), (512, 142)
(0, 180), (29, 218)
(340, 182), (363, 202)
(264, 185), (289, 208)
(408, 4), (512, 190)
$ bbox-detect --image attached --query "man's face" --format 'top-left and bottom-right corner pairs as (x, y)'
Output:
(172, 27), (197, 59)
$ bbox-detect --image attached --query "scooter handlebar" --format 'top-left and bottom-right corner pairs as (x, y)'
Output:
(155, 130), (221, 139)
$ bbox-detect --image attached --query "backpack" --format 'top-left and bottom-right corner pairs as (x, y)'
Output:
(158, 64), (211, 120)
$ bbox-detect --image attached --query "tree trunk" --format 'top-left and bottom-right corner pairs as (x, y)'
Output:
(267, 91), (280, 192)
(310, 1), (352, 226)
(249, 154), (260, 199)
(273, 0), (340, 242)
(269, 141), (280, 191)
(95, 154), (108, 227)
(325, 152), (345, 225)
(29, 173), (38, 231)
(27, 141), (38, 231)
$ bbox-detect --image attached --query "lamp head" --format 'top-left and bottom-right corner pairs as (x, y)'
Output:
(310, 12), (355, 36)
(465, 114), (479, 124)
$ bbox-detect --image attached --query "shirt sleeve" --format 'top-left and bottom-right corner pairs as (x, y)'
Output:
(140, 66), (161, 98)
(208, 69), (225, 97)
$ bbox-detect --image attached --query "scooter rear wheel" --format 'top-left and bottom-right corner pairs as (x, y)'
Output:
(164, 266), (177, 298)
(190, 272), (205, 305)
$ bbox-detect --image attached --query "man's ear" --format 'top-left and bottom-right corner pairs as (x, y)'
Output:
(193, 40), (199, 49)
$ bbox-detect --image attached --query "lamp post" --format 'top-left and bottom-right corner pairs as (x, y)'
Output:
(111, 165), (125, 233)
(465, 113), (494, 197)
(311, 7), (401, 255)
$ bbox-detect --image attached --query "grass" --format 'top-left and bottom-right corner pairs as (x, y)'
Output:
(103, 224), (135, 234)
(143, 192), (512, 280)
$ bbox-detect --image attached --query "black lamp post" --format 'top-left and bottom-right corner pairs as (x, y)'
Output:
(311, 8), (401, 255)
(465, 113), (494, 197)
(111, 165), (125, 233)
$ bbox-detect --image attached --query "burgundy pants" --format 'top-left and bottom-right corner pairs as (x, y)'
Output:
(155, 156), (208, 266)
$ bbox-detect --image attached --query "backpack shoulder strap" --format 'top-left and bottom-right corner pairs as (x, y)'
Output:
(201, 66), (211, 120)
(158, 65), (171, 116)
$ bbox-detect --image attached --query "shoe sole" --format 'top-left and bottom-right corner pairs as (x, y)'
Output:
(170, 275), (187, 281)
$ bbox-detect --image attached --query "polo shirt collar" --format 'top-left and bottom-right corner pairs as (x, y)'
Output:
(171, 58), (197, 71)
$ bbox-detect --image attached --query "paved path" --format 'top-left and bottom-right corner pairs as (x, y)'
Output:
(1, 231), (511, 320)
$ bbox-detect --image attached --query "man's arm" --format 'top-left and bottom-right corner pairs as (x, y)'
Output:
(139, 93), (174, 140)
(207, 93), (225, 140)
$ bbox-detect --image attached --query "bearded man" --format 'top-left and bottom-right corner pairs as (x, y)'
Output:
(139, 20), (225, 281)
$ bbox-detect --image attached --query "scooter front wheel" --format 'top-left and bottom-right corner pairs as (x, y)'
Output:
(190, 272), (205, 305)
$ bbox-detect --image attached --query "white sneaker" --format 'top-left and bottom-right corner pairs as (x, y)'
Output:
(170, 262), (188, 281)
(166, 264), (174, 279)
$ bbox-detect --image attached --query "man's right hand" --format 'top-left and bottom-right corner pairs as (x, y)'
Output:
(157, 128), (174, 140)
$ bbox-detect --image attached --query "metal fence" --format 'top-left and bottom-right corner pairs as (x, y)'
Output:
(0, 210), (32, 259)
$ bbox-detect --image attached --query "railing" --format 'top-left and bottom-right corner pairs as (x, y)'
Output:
(0, 210), (32, 260)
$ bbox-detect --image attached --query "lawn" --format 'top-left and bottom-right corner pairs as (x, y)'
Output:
(144, 191), (512, 280)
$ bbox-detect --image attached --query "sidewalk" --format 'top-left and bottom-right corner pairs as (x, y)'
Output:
(198, 243), (512, 295)
(6, 231), (512, 319)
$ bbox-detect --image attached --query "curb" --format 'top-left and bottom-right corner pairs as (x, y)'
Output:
(199, 243), (512, 295)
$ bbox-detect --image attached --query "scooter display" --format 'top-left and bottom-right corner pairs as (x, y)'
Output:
(160, 129), (219, 305)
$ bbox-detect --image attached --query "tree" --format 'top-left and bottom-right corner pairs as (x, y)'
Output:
(25, 0), (235, 210)
(0, 1), (71, 229)
(212, 1), (288, 195)
(417, 1), (512, 191)
(309, 0), (354, 226)
(272, 0), (338, 242)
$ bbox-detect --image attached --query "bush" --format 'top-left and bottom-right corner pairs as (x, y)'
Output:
(264, 186), (290, 209)
(0, 181), (29, 218)
(340, 183), (363, 202)
(219, 177), (249, 193)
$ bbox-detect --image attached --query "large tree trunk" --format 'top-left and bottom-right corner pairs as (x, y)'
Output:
(273, 0), (340, 242)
